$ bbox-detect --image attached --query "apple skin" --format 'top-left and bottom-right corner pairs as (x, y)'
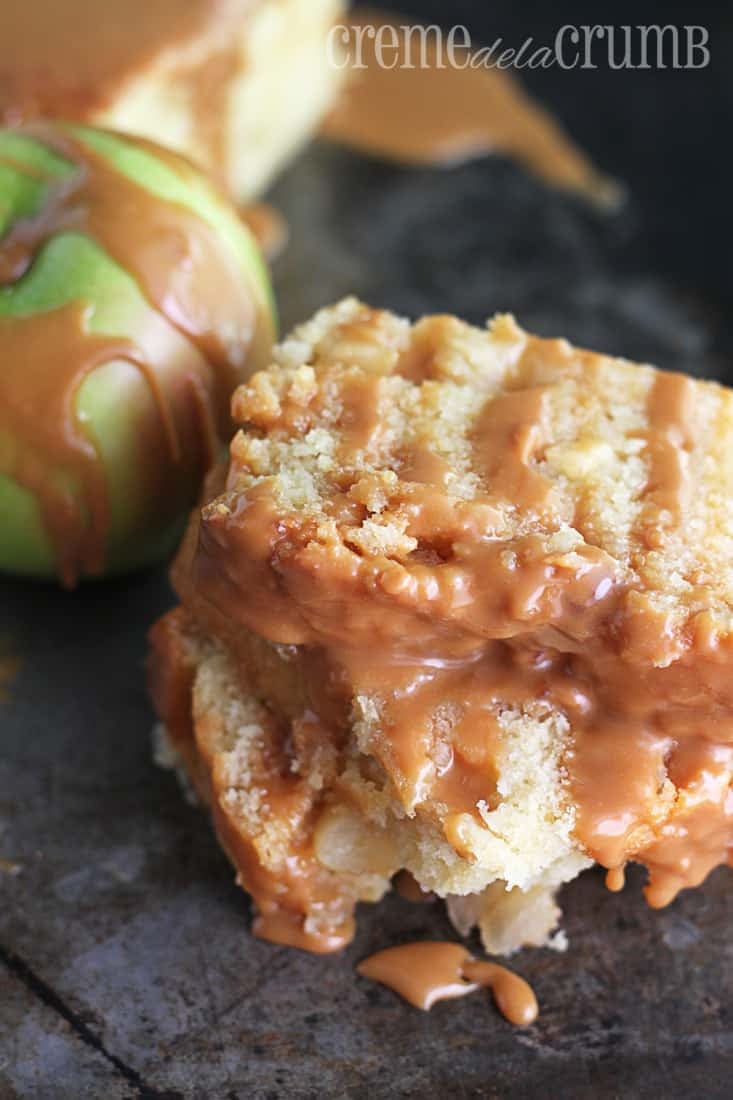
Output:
(0, 124), (276, 582)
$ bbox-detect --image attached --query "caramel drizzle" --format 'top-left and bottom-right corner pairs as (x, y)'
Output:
(6, 127), (260, 376)
(474, 386), (556, 518)
(322, 9), (619, 207)
(641, 371), (696, 543)
(1, 306), (143, 580)
(357, 941), (538, 1026)
(0, 125), (268, 584)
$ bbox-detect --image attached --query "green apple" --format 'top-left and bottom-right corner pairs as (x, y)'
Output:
(0, 123), (276, 583)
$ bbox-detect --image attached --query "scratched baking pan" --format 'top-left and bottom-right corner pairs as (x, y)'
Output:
(1, 1), (731, 1097)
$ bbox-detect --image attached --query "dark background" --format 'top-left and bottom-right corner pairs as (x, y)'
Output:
(1, 3), (732, 1098)
(394, 0), (732, 335)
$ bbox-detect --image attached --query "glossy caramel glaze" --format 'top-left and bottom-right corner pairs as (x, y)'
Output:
(358, 942), (478, 1010)
(462, 956), (538, 1027)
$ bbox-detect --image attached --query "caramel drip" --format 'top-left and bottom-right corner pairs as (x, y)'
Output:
(400, 444), (453, 489)
(241, 203), (288, 262)
(338, 649), (505, 815)
(252, 910), (353, 954)
(148, 607), (360, 954)
(357, 941), (538, 1026)
(641, 372), (696, 542)
(322, 9), (619, 206)
(605, 864), (626, 893)
(642, 739), (733, 908)
(0, 125), (268, 583)
(393, 870), (436, 904)
(474, 387), (555, 517)
(0, 305), (140, 581)
(210, 741), (357, 955)
(338, 372), (385, 458)
(0, 2), (253, 124)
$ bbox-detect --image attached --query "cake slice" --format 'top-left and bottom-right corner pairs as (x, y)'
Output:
(0, 0), (344, 200)
(149, 298), (733, 954)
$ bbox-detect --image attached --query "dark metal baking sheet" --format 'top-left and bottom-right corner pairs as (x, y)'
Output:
(1, 2), (731, 1097)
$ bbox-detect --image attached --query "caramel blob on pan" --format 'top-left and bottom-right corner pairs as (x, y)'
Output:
(357, 941), (538, 1026)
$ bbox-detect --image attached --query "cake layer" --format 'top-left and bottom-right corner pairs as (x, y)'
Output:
(0, 0), (344, 200)
(151, 299), (733, 952)
(149, 604), (584, 954)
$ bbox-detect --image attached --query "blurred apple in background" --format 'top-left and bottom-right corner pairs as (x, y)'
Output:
(0, 122), (276, 585)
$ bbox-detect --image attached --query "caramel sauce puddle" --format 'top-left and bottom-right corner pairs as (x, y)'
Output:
(357, 941), (538, 1027)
